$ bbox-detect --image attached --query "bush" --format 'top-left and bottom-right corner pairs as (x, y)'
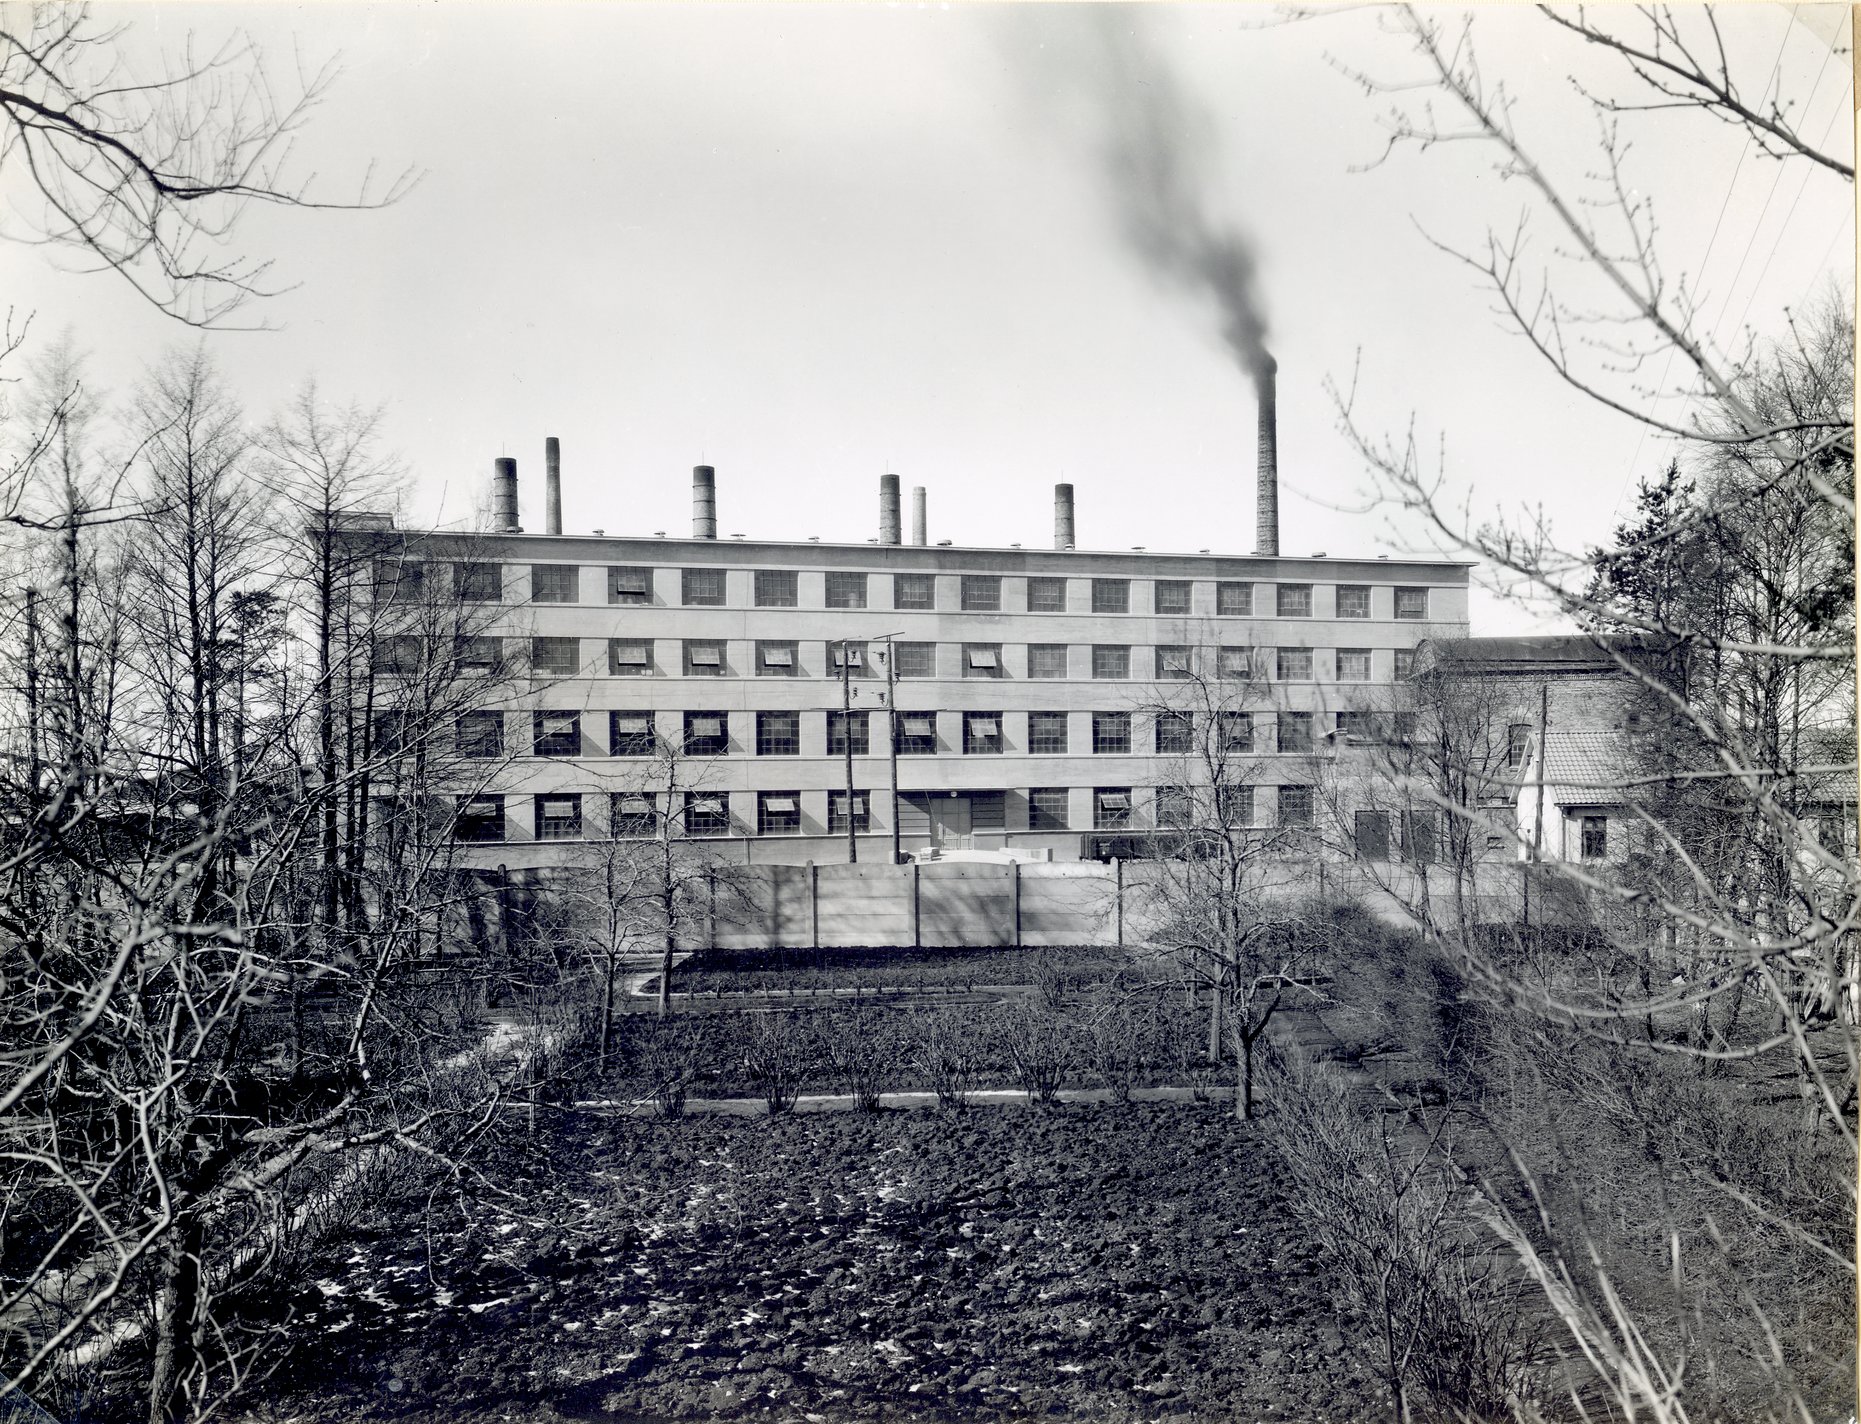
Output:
(742, 1012), (813, 1114)
(634, 1018), (702, 1117)
(992, 1001), (1076, 1105)
(820, 1005), (904, 1111)
(915, 1013), (984, 1109)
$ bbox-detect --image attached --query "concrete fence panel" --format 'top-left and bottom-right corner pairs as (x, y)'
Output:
(917, 862), (1015, 947)
(814, 863), (915, 947)
(1017, 862), (1117, 946)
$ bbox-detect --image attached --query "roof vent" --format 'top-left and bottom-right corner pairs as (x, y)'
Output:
(936, 539), (953, 547)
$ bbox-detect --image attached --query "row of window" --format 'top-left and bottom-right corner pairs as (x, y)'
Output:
(377, 635), (1421, 684)
(381, 561), (1435, 620)
(438, 707), (1398, 760)
(448, 784), (1338, 842)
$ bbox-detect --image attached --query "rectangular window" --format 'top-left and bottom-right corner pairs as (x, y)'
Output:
(1091, 579), (1130, 614)
(1355, 810), (1391, 861)
(754, 569), (798, 607)
(827, 710), (870, 756)
(1217, 646), (1253, 681)
(457, 711), (504, 759)
(372, 711), (409, 756)
(1028, 711), (1069, 755)
(1155, 785), (1193, 829)
(684, 712), (728, 757)
(609, 567), (653, 605)
(828, 791), (871, 836)
(757, 640), (798, 676)
(964, 644), (1002, 678)
(455, 562), (502, 602)
(895, 712), (938, 755)
(681, 568), (726, 606)
(611, 793), (656, 838)
(455, 635), (503, 672)
(684, 640), (726, 676)
(1092, 645), (1130, 680)
(970, 791), (1006, 832)
(1337, 585), (1371, 619)
(455, 795), (505, 843)
(830, 642), (867, 674)
(531, 637), (579, 677)
(535, 793), (583, 841)
(533, 711), (580, 757)
(1580, 815), (1608, 861)
(609, 639), (651, 675)
(1276, 584), (1312, 618)
(757, 792), (802, 836)
(961, 575), (1002, 612)
(1337, 649), (1372, 682)
(1027, 576), (1067, 612)
(893, 573), (935, 610)
(1393, 649), (1417, 680)
(893, 641), (935, 678)
(1395, 587), (1429, 621)
(373, 636), (422, 674)
(1405, 810), (1439, 865)
(1155, 711), (1193, 754)
(1153, 580), (1191, 615)
(1216, 783), (1253, 827)
(1336, 711), (1373, 740)
(963, 712), (1004, 755)
(1278, 712), (1313, 753)
(1155, 645), (1192, 679)
(825, 571), (868, 609)
(610, 711), (655, 757)
(1276, 647), (1313, 681)
(1027, 644), (1069, 679)
(1219, 711), (1253, 753)
(1278, 785), (1312, 826)
(1094, 788), (1132, 830)
(1507, 724), (1533, 768)
(1092, 712), (1132, 754)
(375, 558), (426, 603)
(1393, 710), (1419, 741)
(756, 711), (800, 757)
(1216, 581), (1252, 616)
(1028, 787), (1069, 832)
(684, 794), (730, 837)
(531, 564), (579, 603)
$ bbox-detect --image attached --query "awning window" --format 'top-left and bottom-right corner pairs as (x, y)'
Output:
(764, 796), (797, 813)
(971, 718), (1000, 736)
(691, 717), (724, 737)
(688, 645), (722, 666)
(1161, 651), (1190, 671)
(1098, 793), (1131, 810)
(691, 797), (724, 815)
(613, 714), (651, 733)
(619, 797), (653, 815)
(540, 798), (578, 816)
(613, 572), (650, 593)
(967, 648), (998, 668)
(761, 646), (794, 667)
(904, 716), (936, 737)
(612, 643), (649, 665)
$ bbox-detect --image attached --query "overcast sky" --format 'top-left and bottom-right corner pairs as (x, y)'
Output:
(12, 4), (1853, 634)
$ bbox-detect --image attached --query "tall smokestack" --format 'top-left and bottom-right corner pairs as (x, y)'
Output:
(911, 486), (927, 546)
(1054, 483), (1075, 550)
(492, 457), (520, 532)
(692, 465), (716, 539)
(1254, 355), (1278, 557)
(880, 473), (902, 545)
(545, 437), (562, 536)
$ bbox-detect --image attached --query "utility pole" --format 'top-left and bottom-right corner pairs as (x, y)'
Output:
(885, 636), (900, 865)
(840, 640), (857, 864)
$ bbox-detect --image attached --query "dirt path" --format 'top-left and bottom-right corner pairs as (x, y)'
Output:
(575, 1082), (1242, 1116)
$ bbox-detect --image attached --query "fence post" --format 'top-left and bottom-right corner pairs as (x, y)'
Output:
(911, 860), (921, 948)
(1113, 858), (1124, 948)
(706, 871), (717, 948)
(810, 862), (820, 950)
(1011, 859), (1022, 947)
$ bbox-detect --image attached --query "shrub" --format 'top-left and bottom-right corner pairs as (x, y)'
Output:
(993, 1000), (1076, 1105)
(820, 1005), (905, 1111)
(742, 1012), (813, 1114)
(634, 1018), (702, 1117)
(915, 1013), (984, 1109)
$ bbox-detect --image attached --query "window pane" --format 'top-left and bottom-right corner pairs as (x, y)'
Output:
(1275, 584), (1311, 618)
(1155, 712), (1193, 754)
(1276, 648), (1313, 681)
(1337, 585), (1370, 619)
(1155, 786), (1192, 828)
(1581, 815), (1608, 860)
(1216, 581), (1251, 616)
(455, 794), (505, 843)
(1219, 712), (1253, 753)
(963, 712), (1004, 755)
(609, 639), (651, 674)
(1028, 644), (1068, 679)
(971, 790), (1006, 831)
(1404, 810), (1438, 864)
(1154, 580), (1191, 615)
(458, 711), (504, 759)
(1395, 587), (1429, 620)
(1091, 645), (1129, 680)
(757, 641), (797, 675)
(1091, 579), (1129, 614)
(756, 711), (800, 756)
(1092, 713), (1131, 754)
(964, 644), (1001, 676)
(754, 569), (798, 607)
(684, 640), (726, 674)
(757, 793), (802, 835)
(1094, 788), (1132, 829)
(533, 711), (580, 757)
(1027, 577), (1066, 612)
(1393, 649), (1417, 680)
(828, 791), (871, 835)
(1337, 649), (1372, 682)
(1028, 787), (1069, 831)
(531, 564), (578, 603)
(682, 568), (726, 606)
(611, 792), (656, 837)
(1278, 785), (1312, 826)
(825, 571), (868, 609)
(1216, 783), (1252, 827)
(827, 710), (870, 755)
(1028, 712), (1069, 754)
(961, 575), (1001, 612)
(894, 573), (935, 610)
(1278, 712), (1313, 752)
(684, 793), (730, 836)
(1218, 646), (1252, 680)
(829, 642), (867, 672)
(532, 637), (579, 676)
(609, 567), (654, 605)
(1155, 645), (1191, 679)
(895, 712), (938, 755)
(1355, 810), (1391, 860)
(684, 712), (729, 756)
(455, 562), (502, 602)
(456, 635), (503, 671)
(1507, 724), (1532, 767)
(894, 642), (935, 678)
(610, 712), (655, 756)
(536, 793), (583, 840)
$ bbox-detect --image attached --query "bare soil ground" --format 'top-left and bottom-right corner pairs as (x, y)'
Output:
(249, 1104), (1387, 1423)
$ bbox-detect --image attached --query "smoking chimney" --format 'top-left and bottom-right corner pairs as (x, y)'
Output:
(692, 466), (716, 539)
(492, 457), (520, 532)
(545, 437), (562, 536)
(1254, 355), (1279, 557)
(880, 473), (902, 545)
(911, 486), (927, 546)
(1054, 483), (1075, 550)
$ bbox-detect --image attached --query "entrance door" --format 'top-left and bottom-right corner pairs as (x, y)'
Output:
(927, 795), (972, 848)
